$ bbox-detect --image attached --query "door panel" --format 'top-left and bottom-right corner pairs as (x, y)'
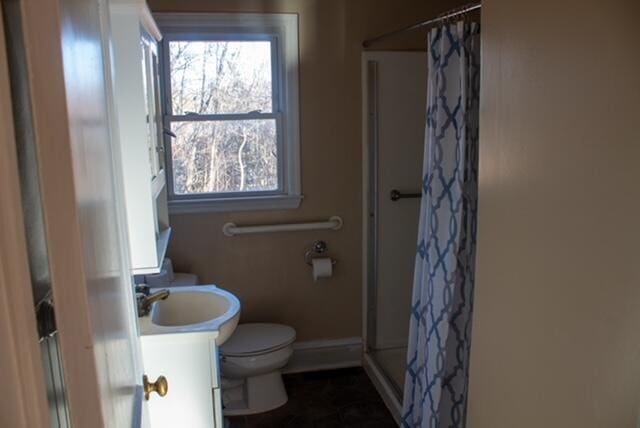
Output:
(15, 0), (143, 426)
(58, 0), (142, 425)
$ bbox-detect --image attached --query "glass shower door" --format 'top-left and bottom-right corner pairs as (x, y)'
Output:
(364, 51), (427, 398)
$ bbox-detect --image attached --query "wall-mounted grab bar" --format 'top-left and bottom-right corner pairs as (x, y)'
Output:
(223, 216), (343, 237)
(390, 189), (422, 201)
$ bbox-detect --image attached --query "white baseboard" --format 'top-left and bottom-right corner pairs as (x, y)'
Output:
(363, 353), (402, 425)
(283, 337), (362, 374)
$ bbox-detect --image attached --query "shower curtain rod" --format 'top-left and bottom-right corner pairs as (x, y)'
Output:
(362, 2), (481, 48)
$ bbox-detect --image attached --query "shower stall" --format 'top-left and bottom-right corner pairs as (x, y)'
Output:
(361, 51), (427, 421)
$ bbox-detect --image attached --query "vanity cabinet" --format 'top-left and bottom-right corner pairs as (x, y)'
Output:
(140, 335), (224, 428)
(110, 1), (170, 274)
(138, 285), (240, 427)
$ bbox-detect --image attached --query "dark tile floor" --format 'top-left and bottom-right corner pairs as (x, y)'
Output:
(227, 368), (397, 427)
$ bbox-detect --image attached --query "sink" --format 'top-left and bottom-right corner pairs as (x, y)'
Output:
(141, 285), (241, 345)
(139, 285), (241, 428)
(152, 290), (231, 326)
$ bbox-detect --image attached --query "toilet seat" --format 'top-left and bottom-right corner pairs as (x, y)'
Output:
(221, 323), (296, 357)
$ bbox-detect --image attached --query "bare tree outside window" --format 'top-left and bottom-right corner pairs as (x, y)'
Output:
(168, 40), (278, 195)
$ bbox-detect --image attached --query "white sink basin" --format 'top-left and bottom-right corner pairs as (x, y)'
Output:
(140, 285), (240, 345)
(152, 290), (231, 326)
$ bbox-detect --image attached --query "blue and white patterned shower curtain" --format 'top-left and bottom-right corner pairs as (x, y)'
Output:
(402, 21), (480, 428)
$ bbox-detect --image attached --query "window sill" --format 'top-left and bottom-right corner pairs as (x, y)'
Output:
(168, 194), (303, 214)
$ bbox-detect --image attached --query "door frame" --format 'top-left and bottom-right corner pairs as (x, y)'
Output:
(361, 51), (404, 422)
(0, 4), (50, 427)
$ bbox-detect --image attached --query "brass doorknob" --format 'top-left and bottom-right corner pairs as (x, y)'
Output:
(143, 375), (168, 400)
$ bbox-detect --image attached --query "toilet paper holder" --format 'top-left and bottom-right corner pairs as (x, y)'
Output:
(304, 240), (337, 266)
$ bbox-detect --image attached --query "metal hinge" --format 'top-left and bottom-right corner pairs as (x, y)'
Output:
(36, 295), (57, 342)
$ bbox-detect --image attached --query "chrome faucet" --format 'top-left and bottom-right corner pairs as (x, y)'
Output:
(136, 288), (170, 317)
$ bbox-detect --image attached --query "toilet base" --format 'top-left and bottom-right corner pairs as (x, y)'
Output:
(222, 371), (288, 416)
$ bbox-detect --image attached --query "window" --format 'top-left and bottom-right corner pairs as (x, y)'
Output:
(156, 13), (301, 213)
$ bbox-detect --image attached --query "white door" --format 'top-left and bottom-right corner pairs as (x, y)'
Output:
(11, 0), (147, 426)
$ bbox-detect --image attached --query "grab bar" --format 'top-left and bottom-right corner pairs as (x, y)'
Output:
(390, 189), (422, 201)
(223, 216), (343, 237)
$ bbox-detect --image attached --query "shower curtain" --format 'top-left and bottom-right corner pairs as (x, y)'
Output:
(402, 21), (480, 428)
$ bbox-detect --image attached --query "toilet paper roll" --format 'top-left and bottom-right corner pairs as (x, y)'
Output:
(311, 258), (333, 282)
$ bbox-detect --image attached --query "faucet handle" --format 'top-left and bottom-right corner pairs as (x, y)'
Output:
(135, 284), (150, 296)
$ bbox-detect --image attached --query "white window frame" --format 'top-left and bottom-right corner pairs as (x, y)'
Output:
(155, 13), (301, 213)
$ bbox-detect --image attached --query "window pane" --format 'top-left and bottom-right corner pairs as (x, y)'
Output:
(169, 41), (273, 115)
(171, 120), (278, 195)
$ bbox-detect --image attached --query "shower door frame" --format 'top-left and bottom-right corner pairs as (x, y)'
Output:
(362, 51), (428, 424)
(361, 52), (403, 423)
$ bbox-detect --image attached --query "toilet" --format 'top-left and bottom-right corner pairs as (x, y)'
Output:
(142, 258), (200, 287)
(220, 323), (296, 416)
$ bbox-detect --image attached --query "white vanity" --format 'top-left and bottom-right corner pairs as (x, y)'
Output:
(139, 286), (241, 428)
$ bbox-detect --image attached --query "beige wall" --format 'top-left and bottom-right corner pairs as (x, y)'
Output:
(149, 0), (467, 341)
(468, 0), (640, 426)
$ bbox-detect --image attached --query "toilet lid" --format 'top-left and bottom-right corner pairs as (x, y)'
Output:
(221, 323), (296, 356)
